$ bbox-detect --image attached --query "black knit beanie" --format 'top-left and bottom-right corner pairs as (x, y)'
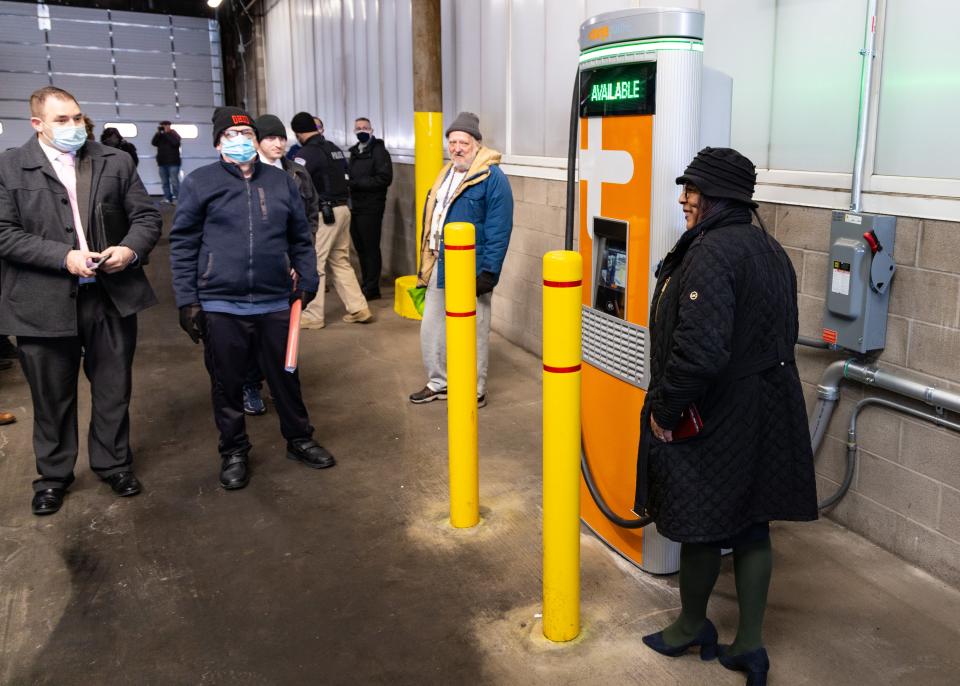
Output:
(212, 106), (256, 146)
(676, 147), (757, 208)
(254, 114), (287, 141)
(290, 111), (318, 134)
(445, 111), (482, 141)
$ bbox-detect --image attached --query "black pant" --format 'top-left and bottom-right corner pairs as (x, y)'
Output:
(17, 283), (137, 491)
(349, 209), (384, 297)
(202, 309), (312, 456)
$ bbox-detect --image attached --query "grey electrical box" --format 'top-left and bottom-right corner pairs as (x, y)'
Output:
(821, 211), (897, 353)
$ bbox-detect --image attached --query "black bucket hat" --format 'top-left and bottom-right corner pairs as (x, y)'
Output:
(676, 147), (758, 208)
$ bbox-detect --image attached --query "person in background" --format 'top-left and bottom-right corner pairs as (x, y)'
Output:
(347, 117), (393, 301)
(409, 112), (513, 409)
(290, 111), (372, 328)
(83, 115), (95, 141)
(0, 86), (162, 515)
(169, 106), (333, 491)
(151, 120), (182, 204)
(100, 127), (139, 167)
(238, 112), (320, 417)
(636, 148), (817, 686)
(286, 116), (322, 161)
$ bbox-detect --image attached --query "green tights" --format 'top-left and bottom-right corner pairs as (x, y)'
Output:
(661, 536), (772, 656)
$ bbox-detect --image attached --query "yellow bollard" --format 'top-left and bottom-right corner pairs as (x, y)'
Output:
(445, 222), (479, 528)
(542, 250), (583, 642)
(394, 111), (444, 320)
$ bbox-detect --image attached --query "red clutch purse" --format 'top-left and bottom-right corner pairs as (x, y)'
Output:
(672, 403), (703, 440)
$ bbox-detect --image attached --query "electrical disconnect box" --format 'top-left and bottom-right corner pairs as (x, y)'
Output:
(821, 211), (897, 353)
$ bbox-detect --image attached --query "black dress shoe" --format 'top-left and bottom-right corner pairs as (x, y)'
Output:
(642, 618), (718, 660)
(287, 438), (336, 469)
(104, 471), (142, 497)
(718, 645), (769, 686)
(32, 488), (65, 516)
(220, 453), (250, 490)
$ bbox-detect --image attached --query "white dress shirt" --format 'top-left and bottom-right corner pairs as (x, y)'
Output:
(39, 138), (96, 281)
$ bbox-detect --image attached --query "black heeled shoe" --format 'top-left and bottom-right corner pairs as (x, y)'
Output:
(642, 618), (718, 660)
(718, 645), (769, 686)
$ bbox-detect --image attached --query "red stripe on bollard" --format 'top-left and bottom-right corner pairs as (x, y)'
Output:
(445, 244), (476, 251)
(543, 279), (583, 288)
(543, 363), (582, 374)
(446, 310), (477, 318)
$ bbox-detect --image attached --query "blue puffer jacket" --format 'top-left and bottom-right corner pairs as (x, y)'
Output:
(169, 160), (319, 308)
(417, 147), (514, 289)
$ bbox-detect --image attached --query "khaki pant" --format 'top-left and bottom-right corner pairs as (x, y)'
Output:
(301, 204), (368, 326)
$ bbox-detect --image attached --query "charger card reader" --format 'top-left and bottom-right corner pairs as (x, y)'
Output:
(592, 217), (629, 320)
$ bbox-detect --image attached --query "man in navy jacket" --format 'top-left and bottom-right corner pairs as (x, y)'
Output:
(169, 107), (333, 490)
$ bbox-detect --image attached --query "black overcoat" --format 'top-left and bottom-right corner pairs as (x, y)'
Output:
(635, 206), (818, 543)
(0, 137), (161, 337)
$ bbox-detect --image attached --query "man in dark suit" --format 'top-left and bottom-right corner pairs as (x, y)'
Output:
(0, 86), (162, 515)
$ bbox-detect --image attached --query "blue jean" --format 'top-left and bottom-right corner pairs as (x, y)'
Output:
(158, 164), (180, 201)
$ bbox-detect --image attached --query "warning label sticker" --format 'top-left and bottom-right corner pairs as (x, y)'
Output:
(844, 213), (863, 225)
(832, 260), (851, 296)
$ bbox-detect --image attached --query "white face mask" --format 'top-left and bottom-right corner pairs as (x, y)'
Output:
(44, 124), (87, 153)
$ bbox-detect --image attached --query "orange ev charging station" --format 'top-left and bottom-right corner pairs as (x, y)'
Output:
(572, 8), (730, 574)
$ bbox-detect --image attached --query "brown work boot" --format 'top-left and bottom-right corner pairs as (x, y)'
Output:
(0, 411), (16, 425)
(343, 308), (373, 324)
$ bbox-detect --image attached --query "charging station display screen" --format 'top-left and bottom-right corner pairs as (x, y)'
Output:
(579, 61), (656, 117)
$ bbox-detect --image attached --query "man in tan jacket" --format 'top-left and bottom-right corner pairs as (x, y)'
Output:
(409, 112), (514, 408)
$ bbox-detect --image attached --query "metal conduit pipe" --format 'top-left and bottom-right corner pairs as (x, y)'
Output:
(822, 397), (960, 510)
(797, 335), (830, 350)
(850, 0), (879, 212)
(801, 344), (960, 509)
(811, 357), (960, 415)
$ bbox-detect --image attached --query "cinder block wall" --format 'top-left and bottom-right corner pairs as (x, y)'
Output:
(773, 203), (960, 587)
(384, 163), (960, 586)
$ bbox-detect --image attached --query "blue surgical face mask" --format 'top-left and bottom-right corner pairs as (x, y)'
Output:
(221, 136), (257, 163)
(46, 124), (87, 153)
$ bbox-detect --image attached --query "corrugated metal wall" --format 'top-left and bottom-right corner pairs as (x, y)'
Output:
(0, 0), (223, 195)
(262, 0), (415, 155)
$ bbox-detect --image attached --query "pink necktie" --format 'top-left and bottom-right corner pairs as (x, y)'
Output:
(57, 152), (91, 254)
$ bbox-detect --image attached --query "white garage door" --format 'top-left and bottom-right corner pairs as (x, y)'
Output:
(0, 1), (223, 195)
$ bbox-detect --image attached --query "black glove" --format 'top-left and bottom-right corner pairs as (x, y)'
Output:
(476, 271), (497, 296)
(178, 304), (206, 344)
(290, 290), (316, 307)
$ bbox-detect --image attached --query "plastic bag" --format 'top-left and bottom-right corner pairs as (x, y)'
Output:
(407, 286), (426, 316)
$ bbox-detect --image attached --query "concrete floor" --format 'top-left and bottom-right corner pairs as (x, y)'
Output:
(1, 210), (959, 685)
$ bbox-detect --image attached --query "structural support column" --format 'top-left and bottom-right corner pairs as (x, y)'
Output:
(412, 0), (444, 264)
(395, 0), (445, 320)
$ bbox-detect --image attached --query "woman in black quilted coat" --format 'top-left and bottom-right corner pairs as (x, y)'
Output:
(636, 148), (818, 686)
